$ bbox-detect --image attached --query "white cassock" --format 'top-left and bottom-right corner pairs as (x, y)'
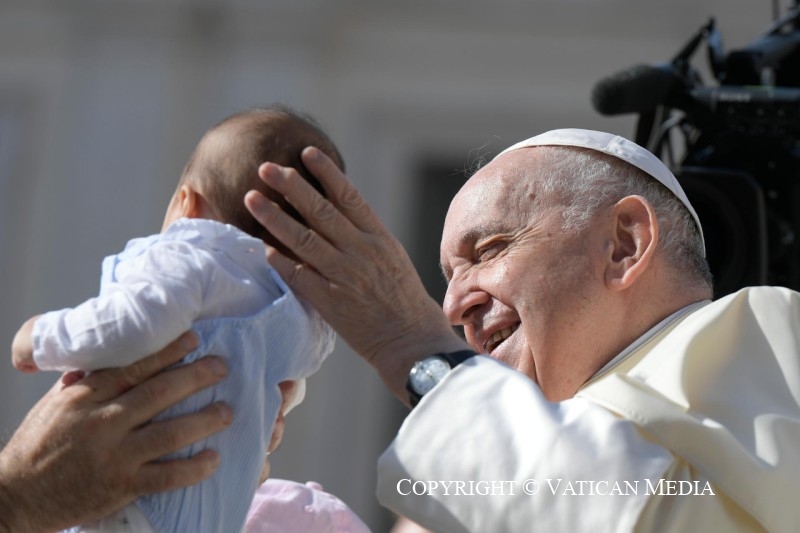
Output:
(377, 287), (800, 532)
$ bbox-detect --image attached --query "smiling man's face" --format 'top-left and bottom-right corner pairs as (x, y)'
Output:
(440, 148), (609, 399)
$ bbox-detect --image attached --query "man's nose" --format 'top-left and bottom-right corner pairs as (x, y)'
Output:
(442, 274), (489, 326)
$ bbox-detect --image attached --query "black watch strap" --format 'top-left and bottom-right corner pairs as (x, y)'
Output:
(439, 349), (479, 367)
(406, 349), (478, 407)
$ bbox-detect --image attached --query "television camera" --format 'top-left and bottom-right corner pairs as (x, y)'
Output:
(592, 4), (800, 297)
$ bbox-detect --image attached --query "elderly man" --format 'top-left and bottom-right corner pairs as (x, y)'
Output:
(245, 129), (800, 532)
(2, 129), (798, 531)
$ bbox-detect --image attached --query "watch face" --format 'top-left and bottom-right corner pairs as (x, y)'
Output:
(409, 356), (451, 396)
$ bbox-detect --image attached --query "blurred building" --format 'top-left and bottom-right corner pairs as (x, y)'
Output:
(0, 1), (770, 530)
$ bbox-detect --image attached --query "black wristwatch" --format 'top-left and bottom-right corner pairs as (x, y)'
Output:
(406, 350), (478, 407)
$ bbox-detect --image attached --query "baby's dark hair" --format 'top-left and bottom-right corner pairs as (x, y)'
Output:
(179, 104), (345, 246)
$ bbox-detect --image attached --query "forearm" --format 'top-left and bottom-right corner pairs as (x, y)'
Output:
(0, 407), (94, 533)
(0, 447), (59, 533)
(35, 241), (205, 372)
(35, 286), (196, 371)
(0, 466), (31, 533)
(0, 487), (25, 533)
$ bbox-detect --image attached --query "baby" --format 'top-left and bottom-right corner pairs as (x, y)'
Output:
(11, 105), (343, 533)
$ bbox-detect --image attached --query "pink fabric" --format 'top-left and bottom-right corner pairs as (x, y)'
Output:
(245, 479), (371, 533)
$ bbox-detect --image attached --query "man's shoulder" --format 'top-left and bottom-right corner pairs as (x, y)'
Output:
(715, 284), (798, 300)
(706, 285), (799, 316)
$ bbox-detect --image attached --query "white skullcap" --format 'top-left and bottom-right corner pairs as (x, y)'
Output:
(498, 128), (705, 256)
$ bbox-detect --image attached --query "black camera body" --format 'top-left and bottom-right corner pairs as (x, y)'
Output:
(592, 10), (800, 298)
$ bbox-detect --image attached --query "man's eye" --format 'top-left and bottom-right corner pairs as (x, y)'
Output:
(476, 242), (504, 261)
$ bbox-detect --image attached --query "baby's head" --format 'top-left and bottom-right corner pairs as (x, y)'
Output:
(163, 105), (344, 253)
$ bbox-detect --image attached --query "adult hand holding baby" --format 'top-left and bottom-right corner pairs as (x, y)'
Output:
(0, 332), (231, 533)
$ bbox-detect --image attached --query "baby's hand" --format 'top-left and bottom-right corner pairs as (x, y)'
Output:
(259, 381), (300, 484)
(11, 315), (40, 373)
(271, 381), (299, 448)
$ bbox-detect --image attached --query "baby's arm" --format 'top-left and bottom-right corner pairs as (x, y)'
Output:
(33, 242), (207, 372)
(11, 315), (42, 372)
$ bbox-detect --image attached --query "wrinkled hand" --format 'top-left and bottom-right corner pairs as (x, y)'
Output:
(0, 332), (231, 533)
(245, 147), (468, 399)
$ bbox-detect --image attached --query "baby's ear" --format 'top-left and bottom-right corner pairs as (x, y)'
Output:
(176, 185), (198, 218)
(178, 185), (216, 220)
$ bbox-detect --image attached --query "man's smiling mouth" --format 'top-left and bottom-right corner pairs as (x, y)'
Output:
(485, 324), (519, 353)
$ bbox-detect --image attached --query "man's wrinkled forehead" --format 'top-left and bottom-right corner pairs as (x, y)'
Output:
(461, 150), (543, 217)
(440, 151), (543, 263)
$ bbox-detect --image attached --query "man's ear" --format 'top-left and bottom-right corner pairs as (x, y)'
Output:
(605, 195), (658, 291)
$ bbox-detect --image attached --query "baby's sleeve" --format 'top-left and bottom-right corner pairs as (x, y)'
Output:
(33, 241), (207, 371)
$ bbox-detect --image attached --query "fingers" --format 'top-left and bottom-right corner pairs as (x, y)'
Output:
(117, 355), (229, 428)
(61, 370), (86, 387)
(77, 331), (200, 402)
(121, 331), (200, 387)
(14, 360), (38, 373)
(134, 449), (221, 495)
(245, 148), (396, 293)
(300, 146), (384, 234)
(263, 246), (324, 303)
(128, 402), (233, 464)
(259, 456), (271, 485)
(268, 411), (285, 455)
(245, 187), (337, 272)
(277, 380), (300, 414)
(251, 151), (382, 248)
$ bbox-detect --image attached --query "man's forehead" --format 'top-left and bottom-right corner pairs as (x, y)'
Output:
(471, 148), (534, 189)
(442, 152), (542, 249)
(455, 151), (540, 214)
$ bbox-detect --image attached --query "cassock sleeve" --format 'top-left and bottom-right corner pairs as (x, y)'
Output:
(377, 356), (674, 532)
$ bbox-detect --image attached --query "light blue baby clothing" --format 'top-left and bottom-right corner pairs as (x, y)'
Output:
(34, 219), (334, 533)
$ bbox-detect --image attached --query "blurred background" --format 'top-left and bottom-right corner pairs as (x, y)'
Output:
(0, 1), (781, 530)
